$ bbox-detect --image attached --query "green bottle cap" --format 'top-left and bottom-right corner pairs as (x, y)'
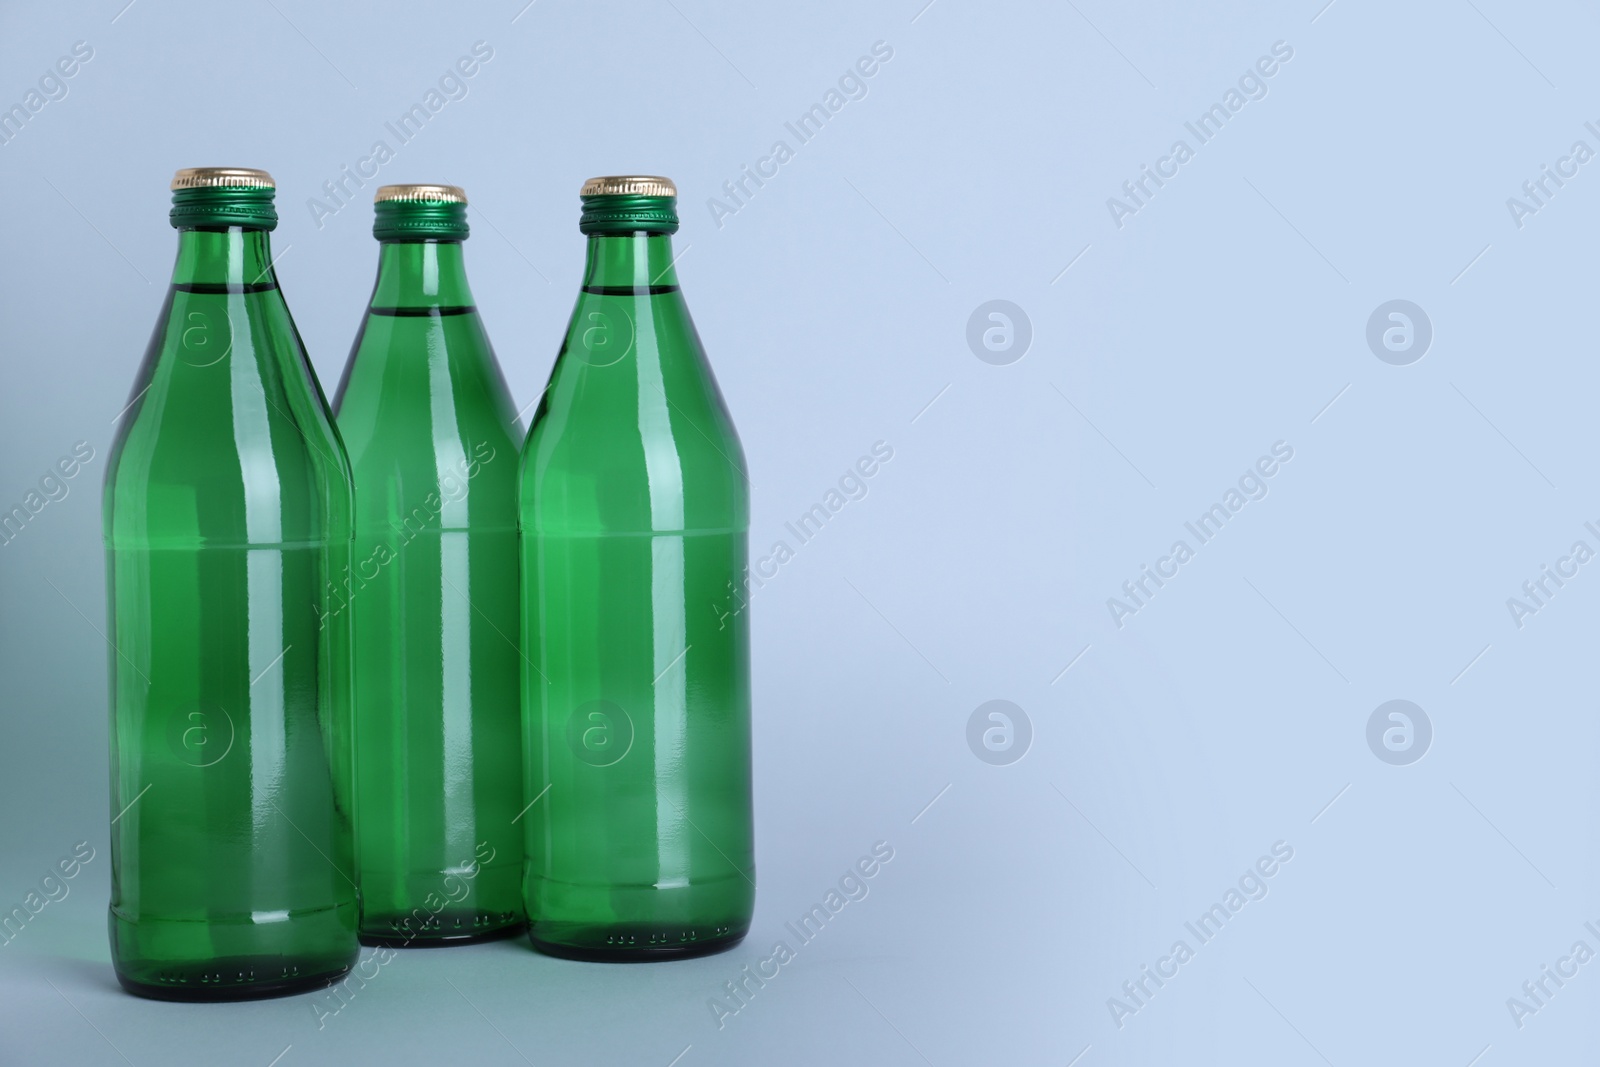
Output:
(168, 167), (277, 230)
(579, 175), (678, 236)
(373, 184), (470, 241)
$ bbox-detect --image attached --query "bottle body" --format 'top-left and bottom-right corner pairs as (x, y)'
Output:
(520, 222), (754, 960)
(104, 216), (358, 999)
(334, 232), (525, 945)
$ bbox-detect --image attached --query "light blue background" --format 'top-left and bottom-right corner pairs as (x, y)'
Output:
(2, 0), (1595, 1063)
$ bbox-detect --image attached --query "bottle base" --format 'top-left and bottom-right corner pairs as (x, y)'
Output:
(360, 920), (526, 949)
(114, 956), (354, 1002)
(110, 901), (359, 1001)
(528, 923), (747, 963)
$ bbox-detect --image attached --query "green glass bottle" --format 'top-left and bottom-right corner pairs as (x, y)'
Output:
(519, 176), (754, 960)
(103, 168), (358, 1000)
(332, 185), (524, 945)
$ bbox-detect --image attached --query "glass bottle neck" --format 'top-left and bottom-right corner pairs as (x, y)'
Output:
(369, 240), (474, 309)
(171, 227), (278, 289)
(581, 234), (679, 292)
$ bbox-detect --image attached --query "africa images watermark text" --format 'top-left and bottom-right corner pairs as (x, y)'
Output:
(1107, 441), (1294, 628)
(1106, 40), (1295, 230)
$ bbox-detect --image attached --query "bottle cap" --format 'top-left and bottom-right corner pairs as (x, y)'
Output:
(372, 184), (469, 241)
(169, 168), (277, 229)
(171, 167), (275, 191)
(374, 184), (468, 204)
(580, 175), (676, 198)
(579, 176), (678, 235)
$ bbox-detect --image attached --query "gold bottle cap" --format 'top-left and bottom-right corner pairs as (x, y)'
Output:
(171, 167), (274, 191)
(580, 175), (676, 198)
(375, 183), (468, 204)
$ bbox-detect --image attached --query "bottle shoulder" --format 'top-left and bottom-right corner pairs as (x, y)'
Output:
(104, 434), (353, 545)
(338, 305), (503, 387)
(105, 291), (352, 543)
(336, 312), (520, 448)
(517, 283), (748, 531)
(518, 371), (748, 533)
(524, 378), (744, 481)
(524, 294), (741, 455)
